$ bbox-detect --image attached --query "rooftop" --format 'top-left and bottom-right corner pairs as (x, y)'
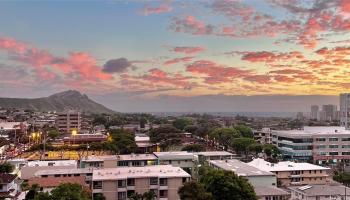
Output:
(27, 160), (77, 167)
(34, 168), (92, 176)
(209, 159), (275, 177)
(93, 165), (191, 181)
(82, 154), (157, 162)
(28, 176), (87, 188)
(273, 126), (350, 137)
(0, 174), (16, 184)
(254, 186), (290, 196)
(195, 151), (233, 156)
(289, 184), (350, 196)
(153, 151), (195, 160)
(248, 158), (330, 172)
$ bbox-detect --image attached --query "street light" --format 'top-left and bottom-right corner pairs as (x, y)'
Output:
(71, 128), (77, 145)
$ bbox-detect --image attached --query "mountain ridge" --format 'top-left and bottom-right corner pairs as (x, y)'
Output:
(0, 90), (116, 114)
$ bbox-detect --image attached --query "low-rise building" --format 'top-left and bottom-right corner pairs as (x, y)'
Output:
(34, 168), (93, 183)
(209, 159), (277, 187)
(80, 154), (158, 169)
(153, 151), (196, 175)
(208, 159), (289, 200)
(248, 158), (330, 187)
(63, 133), (107, 145)
(195, 151), (234, 164)
(20, 160), (77, 180)
(92, 165), (191, 200)
(289, 184), (350, 200)
(0, 174), (19, 199)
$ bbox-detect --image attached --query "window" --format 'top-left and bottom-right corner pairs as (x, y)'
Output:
(42, 175), (48, 178)
(118, 180), (126, 188)
(54, 174), (60, 177)
(329, 145), (338, 149)
(316, 138), (326, 142)
(329, 152), (339, 155)
(74, 174), (80, 177)
(342, 145), (350, 148)
(342, 138), (350, 141)
(118, 192), (127, 200)
(118, 161), (129, 167)
(182, 177), (187, 183)
(329, 138), (338, 141)
(316, 145), (326, 149)
(132, 161), (141, 167)
(93, 181), (102, 189)
(159, 190), (168, 198)
(150, 177), (158, 185)
(159, 178), (167, 186)
(342, 152), (350, 155)
(127, 178), (135, 186)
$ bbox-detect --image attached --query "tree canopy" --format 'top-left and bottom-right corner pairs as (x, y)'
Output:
(234, 125), (254, 138)
(182, 144), (205, 152)
(178, 181), (212, 200)
(32, 183), (90, 200)
(231, 138), (256, 157)
(0, 162), (14, 173)
(199, 167), (257, 200)
(173, 118), (193, 130)
(209, 128), (240, 150)
(149, 126), (182, 150)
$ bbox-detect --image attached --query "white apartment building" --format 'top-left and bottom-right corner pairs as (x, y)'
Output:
(272, 126), (350, 164)
(92, 165), (191, 200)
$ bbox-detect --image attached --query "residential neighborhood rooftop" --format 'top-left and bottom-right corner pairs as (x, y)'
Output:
(209, 159), (275, 177)
(153, 151), (195, 160)
(34, 168), (93, 176)
(195, 151), (233, 156)
(93, 165), (191, 181)
(289, 184), (350, 196)
(248, 158), (330, 172)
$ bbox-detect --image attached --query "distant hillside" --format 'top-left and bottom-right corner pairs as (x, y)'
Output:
(0, 90), (116, 114)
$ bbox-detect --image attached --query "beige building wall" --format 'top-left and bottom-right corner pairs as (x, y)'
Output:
(102, 181), (117, 200)
(275, 170), (328, 187)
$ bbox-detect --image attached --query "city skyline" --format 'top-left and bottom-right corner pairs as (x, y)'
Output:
(1, 0), (350, 111)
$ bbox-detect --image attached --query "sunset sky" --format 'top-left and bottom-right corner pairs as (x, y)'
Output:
(1, 0), (350, 112)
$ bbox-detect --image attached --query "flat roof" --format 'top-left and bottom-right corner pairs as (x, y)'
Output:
(248, 158), (329, 172)
(93, 165), (191, 181)
(209, 159), (274, 177)
(34, 168), (92, 176)
(153, 151), (194, 160)
(82, 154), (157, 162)
(254, 186), (290, 196)
(195, 151), (233, 156)
(289, 184), (350, 196)
(27, 160), (77, 167)
(273, 126), (350, 137)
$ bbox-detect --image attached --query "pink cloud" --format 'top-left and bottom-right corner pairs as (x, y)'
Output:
(239, 51), (304, 63)
(163, 56), (194, 65)
(186, 60), (252, 84)
(243, 75), (271, 84)
(141, 0), (172, 16)
(340, 0), (350, 13)
(170, 15), (214, 35)
(141, 68), (194, 89)
(172, 46), (206, 54)
(0, 37), (112, 83)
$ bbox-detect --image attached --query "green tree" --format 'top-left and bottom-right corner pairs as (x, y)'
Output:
(334, 171), (350, 185)
(25, 184), (40, 200)
(34, 192), (51, 200)
(49, 183), (90, 200)
(231, 138), (256, 157)
(111, 131), (137, 154)
(248, 143), (263, 155)
(149, 126), (182, 150)
(129, 191), (157, 200)
(263, 144), (280, 158)
(184, 125), (198, 134)
(234, 125), (254, 138)
(209, 128), (240, 150)
(199, 167), (257, 200)
(173, 118), (193, 130)
(47, 129), (60, 141)
(182, 144), (205, 152)
(93, 194), (106, 200)
(0, 162), (14, 173)
(178, 181), (212, 200)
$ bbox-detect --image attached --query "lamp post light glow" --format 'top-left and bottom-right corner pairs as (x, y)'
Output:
(71, 128), (77, 145)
